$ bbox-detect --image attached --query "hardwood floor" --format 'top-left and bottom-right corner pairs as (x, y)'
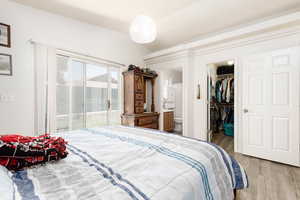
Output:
(212, 133), (300, 200)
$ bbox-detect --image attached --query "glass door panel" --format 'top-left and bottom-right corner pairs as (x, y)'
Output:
(56, 55), (70, 131)
(56, 57), (85, 131)
(56, 85), (70, 131)
(70, 60), (85, 130)
(109, 67), (121, 125)
(85, 63), (108, 128)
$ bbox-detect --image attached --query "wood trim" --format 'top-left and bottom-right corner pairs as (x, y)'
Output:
(122, 70), (158, 79)
(0, 23), (11, 48)
(151, 78), (155, 112)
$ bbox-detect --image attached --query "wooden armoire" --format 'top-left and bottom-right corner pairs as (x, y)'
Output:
(121, 70), (159, 129)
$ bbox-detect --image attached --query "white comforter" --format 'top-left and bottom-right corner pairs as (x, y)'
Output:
(3, 126), (248, 200)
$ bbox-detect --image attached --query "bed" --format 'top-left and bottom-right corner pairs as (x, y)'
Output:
(1, 126), (248, 200)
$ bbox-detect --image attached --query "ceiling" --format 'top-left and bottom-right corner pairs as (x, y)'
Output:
(12, 0), (300, 51)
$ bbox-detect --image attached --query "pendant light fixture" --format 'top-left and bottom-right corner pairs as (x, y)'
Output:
(130, 15), (157, 44)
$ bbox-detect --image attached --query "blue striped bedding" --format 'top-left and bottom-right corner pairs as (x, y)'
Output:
(2, 126), (248, 200)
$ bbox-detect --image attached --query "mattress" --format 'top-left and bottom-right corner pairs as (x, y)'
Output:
(4, 126), (248, 200)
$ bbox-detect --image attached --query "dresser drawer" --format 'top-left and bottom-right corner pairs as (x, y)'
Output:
(135, 93), (144, 100)
(141, 123), (158, 129)
(137, 116), (158, 126)
(135, 107), (144, 114)
(135, 100), (144, 107)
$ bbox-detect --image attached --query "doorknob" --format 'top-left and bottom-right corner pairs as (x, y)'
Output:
(243, 109), (249, 113)
(107, 100), (111, 110)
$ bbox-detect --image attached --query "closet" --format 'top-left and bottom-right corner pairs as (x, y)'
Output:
(207, 63), (234, 141)
(205, 47), (300, 166)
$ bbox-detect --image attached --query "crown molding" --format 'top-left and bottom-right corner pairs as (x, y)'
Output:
(193, 25), (300, 56)
(144, 11), (300, 62)
(144, 50), (191, 65)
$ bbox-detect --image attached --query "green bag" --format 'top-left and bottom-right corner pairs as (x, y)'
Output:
(224, 123), (234, 136)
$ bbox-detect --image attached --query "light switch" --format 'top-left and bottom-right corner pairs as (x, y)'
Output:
(0, 94), (5, 102)
(0, 94), (15, 102)
(0, 94), (7, 102)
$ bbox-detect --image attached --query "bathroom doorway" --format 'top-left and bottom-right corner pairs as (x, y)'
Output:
(161, 67), (183, 135)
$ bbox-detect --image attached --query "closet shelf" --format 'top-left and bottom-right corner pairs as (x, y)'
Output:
(211, 102), (234, 106)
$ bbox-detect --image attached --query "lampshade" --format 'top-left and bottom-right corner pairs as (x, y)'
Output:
(130, 15), (157, 44)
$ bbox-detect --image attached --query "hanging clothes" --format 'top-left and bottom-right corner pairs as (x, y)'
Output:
(210, 103), (234, 133)
(210, 74), (234, 134)
(215, 78), (234, 103)
(226, 78), (232, 103)
(222, 79), (228, 102)
(230, 79), (234, 102)
(215, 80), (222, 103)
(224, 107), (234, 124)
(210, 107), (219, 133)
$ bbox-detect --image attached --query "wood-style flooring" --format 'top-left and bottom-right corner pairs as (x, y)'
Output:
(212, 133), (300, 200)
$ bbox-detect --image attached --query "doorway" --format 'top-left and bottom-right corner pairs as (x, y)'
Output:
(207, 60), (235, 149)
(161, 68), (183, 135)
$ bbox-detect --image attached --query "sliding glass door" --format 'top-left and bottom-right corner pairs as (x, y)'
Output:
(56, 55), (121, 132)
(85, 63), (109, 128)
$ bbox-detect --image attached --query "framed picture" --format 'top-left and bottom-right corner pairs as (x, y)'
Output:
(0, 23), (11, 48)
(0, 53), (12, 76)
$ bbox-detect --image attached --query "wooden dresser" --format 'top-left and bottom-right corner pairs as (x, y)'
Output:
(121, 70), (159, 129)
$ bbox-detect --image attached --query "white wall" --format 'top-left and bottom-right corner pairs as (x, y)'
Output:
(161, 69), (182, 85)
(173, 83), (182, 118)
(0, 0), (150, 136)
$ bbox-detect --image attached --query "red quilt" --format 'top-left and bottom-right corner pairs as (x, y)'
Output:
(0, 134), (68, 171)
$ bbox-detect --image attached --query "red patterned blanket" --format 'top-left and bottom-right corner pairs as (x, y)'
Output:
(0, 134), (68, 171)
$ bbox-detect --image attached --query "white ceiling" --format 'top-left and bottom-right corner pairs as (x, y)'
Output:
(12, 0), (300, 51)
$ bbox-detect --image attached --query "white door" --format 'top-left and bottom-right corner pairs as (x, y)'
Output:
(242, 47), (300, 166)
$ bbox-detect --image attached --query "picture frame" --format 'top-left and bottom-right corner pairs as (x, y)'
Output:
(0, 23), (11, 48)
(0, 53), (12, 76)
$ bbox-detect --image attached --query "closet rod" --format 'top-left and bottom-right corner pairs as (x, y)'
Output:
(216, 74), (234, 79)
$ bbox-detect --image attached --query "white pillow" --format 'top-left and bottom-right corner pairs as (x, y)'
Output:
(0, 166), (14, 200)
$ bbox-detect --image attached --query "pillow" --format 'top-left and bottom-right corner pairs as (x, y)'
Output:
(0, 165), (14, 200)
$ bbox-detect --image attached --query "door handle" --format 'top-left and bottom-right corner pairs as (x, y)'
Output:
(107, 100), (111, 110)
(243, 109), (249, 113)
